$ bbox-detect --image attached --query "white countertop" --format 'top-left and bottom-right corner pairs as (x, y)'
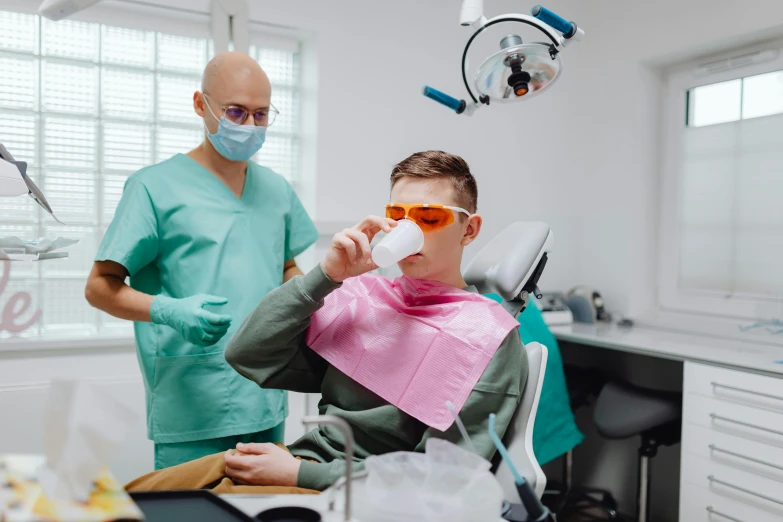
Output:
(550, 323), (783, 377)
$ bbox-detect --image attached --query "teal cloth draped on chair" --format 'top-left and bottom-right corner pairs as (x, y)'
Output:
(487, 294), (583, 464)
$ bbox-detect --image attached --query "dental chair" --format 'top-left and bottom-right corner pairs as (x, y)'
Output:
(465, 221), (554, 502)
(204, 222), (559, 522)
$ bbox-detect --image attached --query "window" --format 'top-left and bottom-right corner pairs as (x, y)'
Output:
(659, 45), (783, 321)
(0, 9), (301, 341)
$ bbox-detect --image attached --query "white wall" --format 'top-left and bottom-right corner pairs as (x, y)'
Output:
(529, 0), (783, 319)
(124, 0), (783, 319)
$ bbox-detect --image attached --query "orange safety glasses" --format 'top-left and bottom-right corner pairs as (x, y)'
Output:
(385, 203), (471, 232)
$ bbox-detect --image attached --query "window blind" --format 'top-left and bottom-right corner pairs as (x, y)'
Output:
(0, 9), (302, 339)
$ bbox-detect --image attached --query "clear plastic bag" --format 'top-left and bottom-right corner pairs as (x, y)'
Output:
(353, 438), (503, 522)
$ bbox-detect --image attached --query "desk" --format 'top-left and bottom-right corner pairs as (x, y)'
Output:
(550, 323), (783, 522)
(550, 323), (783, 377)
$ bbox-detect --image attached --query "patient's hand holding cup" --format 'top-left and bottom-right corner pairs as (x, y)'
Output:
(371, 219), (424, 268)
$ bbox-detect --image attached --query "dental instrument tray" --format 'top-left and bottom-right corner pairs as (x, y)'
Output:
(129, 490), (256, 522)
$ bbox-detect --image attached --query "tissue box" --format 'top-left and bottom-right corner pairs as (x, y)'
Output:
(0, 455), (143, 522)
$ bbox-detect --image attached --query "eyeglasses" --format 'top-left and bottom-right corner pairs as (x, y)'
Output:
(385, 203), (471, 232)
(202, 93), (279, 127)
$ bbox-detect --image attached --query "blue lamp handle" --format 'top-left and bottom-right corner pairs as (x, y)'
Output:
(531, 5), (576, 38)
(422, 86), (466, 114)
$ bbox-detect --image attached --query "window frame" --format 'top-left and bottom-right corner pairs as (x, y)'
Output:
(0, 3), (305, 346)
(658, 39), (783, 322)
(248, 32), (303, 188)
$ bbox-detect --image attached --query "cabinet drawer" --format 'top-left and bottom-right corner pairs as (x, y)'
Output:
(682, 424), (783, 483)
(685, 362), (783, 413)
(680, 483), (782, 522)
(681, 452), (783, 520)
(684, 394), (783, 448)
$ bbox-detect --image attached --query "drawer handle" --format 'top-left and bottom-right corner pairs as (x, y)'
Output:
(710, 413), (783, 437)
(706, 506), (746, 522)
(708, 475), (783, 506)
(709, 444), (783, 472)
(711, 382), (783, 403)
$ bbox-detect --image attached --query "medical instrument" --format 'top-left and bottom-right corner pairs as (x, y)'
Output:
(0, 143), (63, 224)
(446, 400), (477, 454)
(536, 292), (573, 326)
(422, 1), (584, 116)
(489, 414), (554, 522)
(370, 219), (424, 268)
(464, 221), (553, 317)
(565, 286), (610, 323)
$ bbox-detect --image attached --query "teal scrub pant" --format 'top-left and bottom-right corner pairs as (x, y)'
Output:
(153, 422), (285, 470)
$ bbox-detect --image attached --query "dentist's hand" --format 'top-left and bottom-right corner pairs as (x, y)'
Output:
(150, 294), (232, 346)
(321, 215), (397, 283)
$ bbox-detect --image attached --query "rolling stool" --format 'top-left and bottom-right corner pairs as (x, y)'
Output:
(550, 365), (621, 521)
(593, 381), (682, 522)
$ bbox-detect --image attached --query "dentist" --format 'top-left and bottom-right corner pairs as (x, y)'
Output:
(85, 52), (318, 470)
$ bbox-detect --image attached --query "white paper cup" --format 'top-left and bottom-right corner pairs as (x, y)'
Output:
(371, 219), (424, 268)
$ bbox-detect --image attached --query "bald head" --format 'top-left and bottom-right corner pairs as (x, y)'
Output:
(195, 51), (272, 129)
(202, 51), (269, 93)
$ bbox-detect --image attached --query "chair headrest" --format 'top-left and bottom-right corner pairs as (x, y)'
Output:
(464, 222), (553, 301)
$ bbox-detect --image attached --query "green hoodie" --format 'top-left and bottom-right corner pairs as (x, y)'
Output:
(225, 266), (528, 491)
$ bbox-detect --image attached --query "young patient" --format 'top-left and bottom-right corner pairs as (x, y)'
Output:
(125, 150), (528, 494)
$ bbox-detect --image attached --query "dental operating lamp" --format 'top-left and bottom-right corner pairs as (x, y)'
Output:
(423, 1), (585, 116)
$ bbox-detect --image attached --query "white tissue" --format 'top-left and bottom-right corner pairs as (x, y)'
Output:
(355, 438), (503, 522)
(37, 380), (137, 502)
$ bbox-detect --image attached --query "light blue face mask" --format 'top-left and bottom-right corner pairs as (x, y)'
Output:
(203, 96), (266, 162)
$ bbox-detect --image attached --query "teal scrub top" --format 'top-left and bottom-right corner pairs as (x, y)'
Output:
(487, 295), (584, 464)
(96, 154), (319, 444)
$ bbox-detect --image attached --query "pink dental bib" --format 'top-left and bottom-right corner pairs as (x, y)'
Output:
(306, 274), (519, 431)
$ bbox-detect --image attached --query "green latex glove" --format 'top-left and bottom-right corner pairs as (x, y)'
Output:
(150, 294), (233, 346)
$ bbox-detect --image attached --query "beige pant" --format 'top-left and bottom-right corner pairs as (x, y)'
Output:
(125, 443), (319, 495)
